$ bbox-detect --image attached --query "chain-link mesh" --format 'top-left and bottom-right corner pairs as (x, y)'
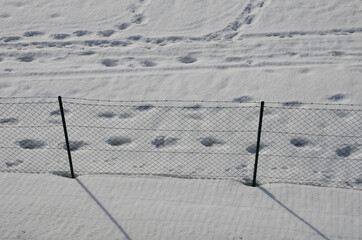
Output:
(259, 103), (362, 190)
(62, 99), (259, 183)
(1, 98), (361, 190)
(0, 98), (69, 176)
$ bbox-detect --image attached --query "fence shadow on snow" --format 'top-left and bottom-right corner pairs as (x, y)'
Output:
(0, 97), (361, 190)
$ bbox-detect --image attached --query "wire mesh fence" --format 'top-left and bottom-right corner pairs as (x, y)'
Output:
(0, 97), (361, 190)
(259, 104), (362, 189)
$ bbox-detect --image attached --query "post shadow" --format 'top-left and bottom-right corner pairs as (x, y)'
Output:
(75, 178), (132, 240)
(259, 187), (330, 240)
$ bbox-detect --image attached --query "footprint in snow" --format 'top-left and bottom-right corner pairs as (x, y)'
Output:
(135, 105), (153, 111)
(2, 36), (21, 42)
(73, 30), (91, 37)
(327, 94), (345, 101)
(152, 136), (178, 148)
(119, 112), (133, 119)
(50, 109), (69, 116)
(107, 136), (132, 146)
(282, 101), (303, 107)
(336, 145), (358, 158)
(17, 55), (34, 62)
(97, 30), (115, 37)
(132, 14), (144, 24)
(140, 60), (157, 67)
(98, 112), (117, 118)
(183, 104), (202, 110)
(178, 56), (197, 64)
(101, 59), (118, 67)
(50, 34), (70, 40)
(23, 31), (44, 37)
(127, 35), (142, 41)
(232, 96), (252, 103)
(117, 23), (130, 30)
(0, 117), (18, 124)
(17, 139), (45, 149)
(290, 137), (309, 147)
(79, 51), (96, 56)
(63, 141), (86, 151)
(246, 143), (265, 153)
(200, 137), (223, 147)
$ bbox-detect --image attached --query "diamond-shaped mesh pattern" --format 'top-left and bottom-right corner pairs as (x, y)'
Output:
(0, 98), (69, 175)
(259, 104), (362, 190)
(62, 99), (259, 182)
(1, 98), (361, 190)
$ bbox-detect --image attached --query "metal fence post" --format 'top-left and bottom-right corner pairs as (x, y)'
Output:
(58, 96), (75, 178)
(253, 101), (265, 187)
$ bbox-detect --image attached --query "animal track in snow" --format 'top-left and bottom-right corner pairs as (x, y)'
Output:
(107, 136), (132, 146)
(17, 139), (45, 149)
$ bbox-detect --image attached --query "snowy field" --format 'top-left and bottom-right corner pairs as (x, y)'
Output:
(1, 173), (361, 240)
(0, 0), (362, 239)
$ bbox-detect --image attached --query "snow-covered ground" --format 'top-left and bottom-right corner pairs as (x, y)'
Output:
(0, 0), (362, 239)
(1, 173), (361, 240)
(0, 0), (361, 103)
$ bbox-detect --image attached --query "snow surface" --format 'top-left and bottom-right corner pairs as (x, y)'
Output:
(1, 173), (361, 240)
(0, 0), (362, 239)
(0, 0), (361, 103)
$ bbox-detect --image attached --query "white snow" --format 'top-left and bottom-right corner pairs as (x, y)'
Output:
(0, 0), (361, 103)
(0, 0), (361, 239)
(1, 173), (361, 240)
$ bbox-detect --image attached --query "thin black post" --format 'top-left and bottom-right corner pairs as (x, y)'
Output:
(253, 101), (265, 187)
(58, 96), (75, 178)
